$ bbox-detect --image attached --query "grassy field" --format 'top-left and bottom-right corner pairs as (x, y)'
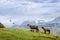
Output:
(0, 28), (60, 40)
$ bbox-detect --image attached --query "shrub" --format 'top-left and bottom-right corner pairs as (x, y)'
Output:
(0, 22), (5, 28)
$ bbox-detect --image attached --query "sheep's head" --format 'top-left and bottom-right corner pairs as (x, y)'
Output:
(41, 27), (44, 29)
(27, 24), (30, 26)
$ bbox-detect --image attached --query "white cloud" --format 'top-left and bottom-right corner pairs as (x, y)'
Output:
(0, 0), (60, 23)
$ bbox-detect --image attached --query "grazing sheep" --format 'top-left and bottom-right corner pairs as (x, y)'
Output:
(27, 24), (39, 32)
(41, 27), (50, 34)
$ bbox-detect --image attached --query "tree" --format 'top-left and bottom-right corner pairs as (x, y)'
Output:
(0, 22), (5, 28)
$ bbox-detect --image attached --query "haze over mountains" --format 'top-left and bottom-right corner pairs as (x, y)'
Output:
(50, 16), (60, 23)
(4, 16), (60, 28)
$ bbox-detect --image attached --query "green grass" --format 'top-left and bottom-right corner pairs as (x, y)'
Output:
(0, 28), (60, 40)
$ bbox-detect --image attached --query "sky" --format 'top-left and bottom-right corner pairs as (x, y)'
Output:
(0, 0), (60, 23)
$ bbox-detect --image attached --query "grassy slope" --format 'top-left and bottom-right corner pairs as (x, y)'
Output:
(0, 28), (60, 40)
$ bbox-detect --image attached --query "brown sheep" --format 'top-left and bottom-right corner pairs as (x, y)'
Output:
(27, 24), (39, 32)
(41, 27), (50, 34)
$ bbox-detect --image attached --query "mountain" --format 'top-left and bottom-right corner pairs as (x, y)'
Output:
(20, 20), (51, 28)
(20, 20), (37, 28)
(3, 23), (20, 28)
(12, 24), (20, 28)
(20, 16), (60, 28)
(4, 16), (60, 28)
(3, 23), (14, 28)
(45, 16), (60, 27)
(50, 16), (60, 23)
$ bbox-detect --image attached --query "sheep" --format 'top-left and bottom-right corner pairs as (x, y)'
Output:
(41, 27), (50, 34)
(27, 24), (39, 32)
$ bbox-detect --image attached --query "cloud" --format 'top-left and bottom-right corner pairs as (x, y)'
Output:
(0, 0), (60, 23)
(28, 0), (60, 3)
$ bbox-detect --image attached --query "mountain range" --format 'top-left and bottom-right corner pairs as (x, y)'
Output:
(20, 16), (60, 28)
(50, 16), (60, 23)
(4, 16), (60, 28)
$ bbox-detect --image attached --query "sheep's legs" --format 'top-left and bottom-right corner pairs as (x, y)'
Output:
(30, 29), (34, 32)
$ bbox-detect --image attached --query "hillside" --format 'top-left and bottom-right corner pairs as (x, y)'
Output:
(0, 28), (60, 40)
